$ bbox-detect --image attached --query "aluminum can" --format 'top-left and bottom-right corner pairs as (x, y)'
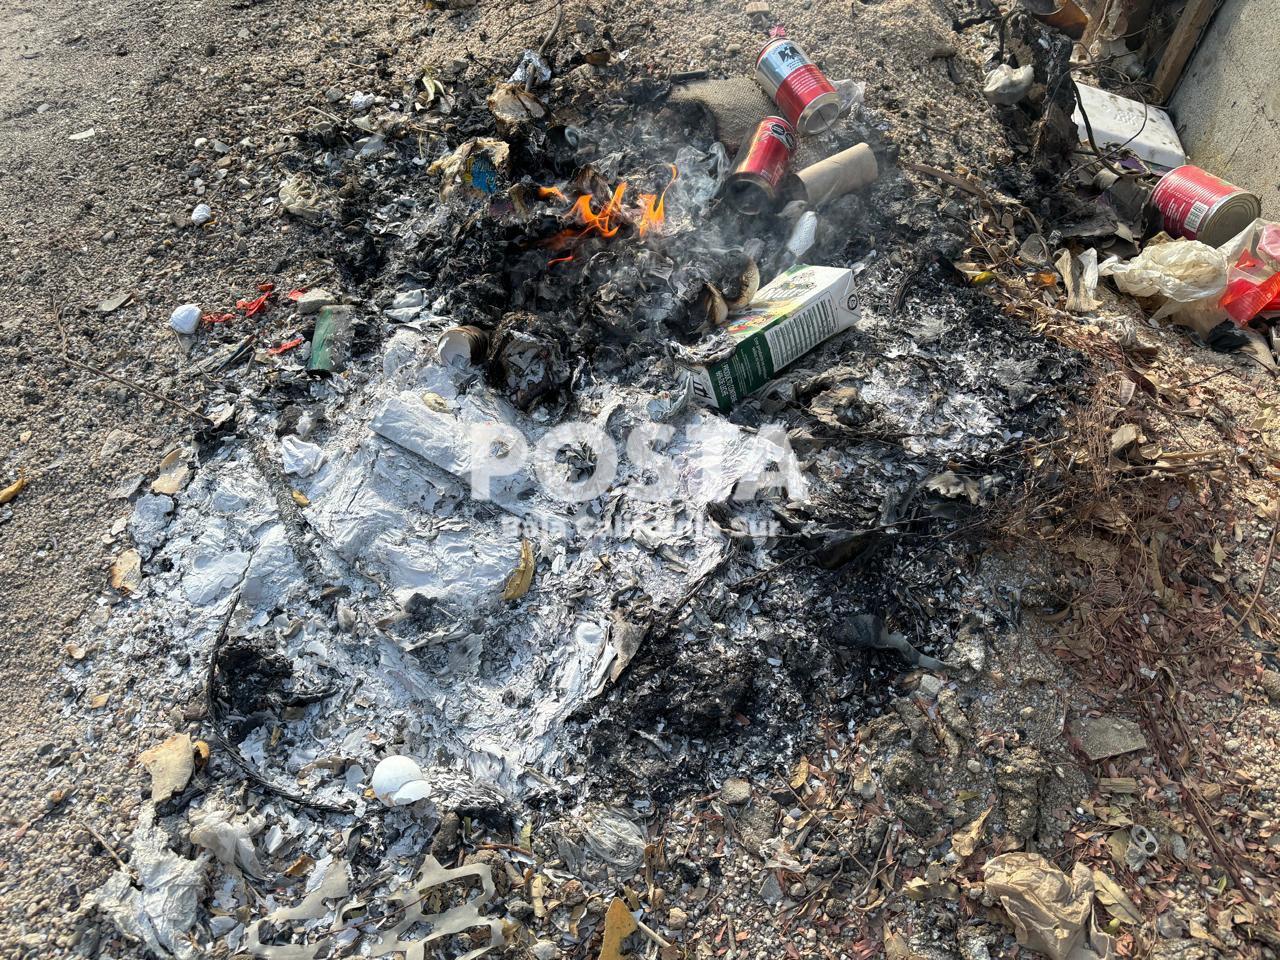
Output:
(726, 116), (796, 214)
(756, 38), (841, 136)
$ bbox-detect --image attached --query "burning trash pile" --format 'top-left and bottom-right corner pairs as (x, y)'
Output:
(68, 7), (1104, 959)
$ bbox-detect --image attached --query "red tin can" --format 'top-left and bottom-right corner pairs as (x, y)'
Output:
(726, 116), (797, 214)
(1151, 164), (1261, 248)
(755, 38), (841, 136)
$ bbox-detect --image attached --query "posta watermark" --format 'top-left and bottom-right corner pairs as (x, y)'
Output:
(466, 419), (808, 508)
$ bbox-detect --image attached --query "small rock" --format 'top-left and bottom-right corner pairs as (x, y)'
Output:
(531, 941), (561, 960)
(1079, 715), (1148, 761)
(296, 288), (336, 315)
(667, 906), (688, 930)
(1261, 669), (1280, 703)
(350, 92), (375, 112)
(720, 777), (751, 805)
(917, 674), (943, 699)
(966, 758), (982, 774)
(726, 43), (743, 56)
(191, 203), (212, 226)
(697, 34), (716, 49)
(507, 898), (535, 922)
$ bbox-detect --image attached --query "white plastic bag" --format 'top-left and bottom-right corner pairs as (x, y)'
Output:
(1100, 240), (1227, 301)
(1099, 239), (1228, 333)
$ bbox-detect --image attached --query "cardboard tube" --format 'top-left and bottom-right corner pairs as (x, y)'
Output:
(793, 143), (879, 206)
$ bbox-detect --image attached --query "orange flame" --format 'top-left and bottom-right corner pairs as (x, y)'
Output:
(636, 164), (678, 239)
(538, 186), (568, 203)
(542, 164), (678, 259)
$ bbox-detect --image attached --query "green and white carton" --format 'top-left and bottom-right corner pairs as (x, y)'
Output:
(679, 264), (861, 411)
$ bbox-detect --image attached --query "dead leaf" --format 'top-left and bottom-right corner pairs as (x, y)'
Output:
(291, 489), (310, 507)
(532, 874), (547, 919)
(151, 450), (190, 496)
(65, 643), (87, 660)
(1106, 829), (1130, 867)
(193, 740), (211, 769)
(1091, 868), (1141, 923)
(503, 539), (535, 601)
(285, 853), (316, 878)
(138, 732), (195, 803)
(0, 472), (27, 504)
(884, 927), (914, 959)
(599, 896), (638, 960)
(925, 470), (980, 504)
(789, 757), (811, 790)
(110, 548), (142, 594)
(89, 693), (110, 709)
(953, 806), (992, 857)
(1108, 424), (1142, 460)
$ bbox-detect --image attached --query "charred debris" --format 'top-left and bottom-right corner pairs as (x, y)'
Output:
(78, 4), (1105, 957)
(121, 11), (1080, 811)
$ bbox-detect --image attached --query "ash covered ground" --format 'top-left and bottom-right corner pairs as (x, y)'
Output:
(67, 7), (1080, 816)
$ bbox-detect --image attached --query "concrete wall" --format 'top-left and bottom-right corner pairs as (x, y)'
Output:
(1170, 0), (1280, 216)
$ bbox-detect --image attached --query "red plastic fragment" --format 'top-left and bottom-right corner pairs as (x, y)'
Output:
(268, 336), (304, 355)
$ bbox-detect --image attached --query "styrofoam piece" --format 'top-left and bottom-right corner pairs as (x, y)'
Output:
(1072, 82), (1185, 170)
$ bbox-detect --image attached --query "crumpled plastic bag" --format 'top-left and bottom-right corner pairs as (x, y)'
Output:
(984, 853), (1116, 960)
(427, 139), (510, 200)
(1099, 238), (1228, 335)
(1100, 239), (1227, 302)
(190, 801), (265, 876)
(86, 803), (209, 959)
(983, 64), (1034, 105)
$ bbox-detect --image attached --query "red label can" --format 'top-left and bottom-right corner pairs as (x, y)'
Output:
(1151, 164), (1261, 248)
(755, 38), (841, 136)
(726, 116), (796, 214)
